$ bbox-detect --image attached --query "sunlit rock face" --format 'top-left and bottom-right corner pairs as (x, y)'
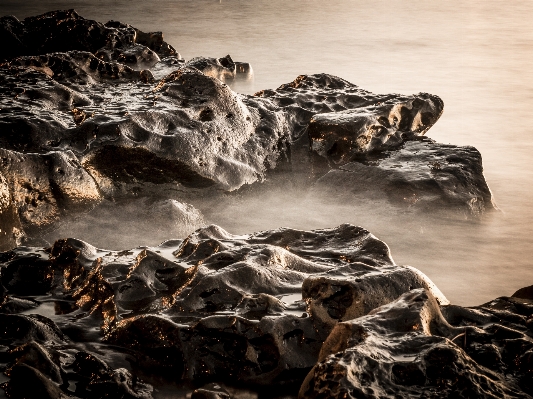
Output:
(0, 225), (531, 398)
(300, 289), (533, 399)
(256, 74), (444, 158)
(0, 11), (506, 397)
(0, 172), (23, 250)
(0, 148), (101, 235)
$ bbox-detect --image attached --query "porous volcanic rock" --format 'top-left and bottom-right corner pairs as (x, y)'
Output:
(0, 147), (101, 234)
(0, 10), (178, 63)
(256, 73), (444, 147)
(0, 223), (449, 396)
(185, 55), (253, 83)
(300, 288), (533, 399)
(0, 171), (23, 250)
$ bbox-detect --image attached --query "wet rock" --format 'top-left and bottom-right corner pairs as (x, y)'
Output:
(2, 363), (66, 399)
(0, 224), (531, 398)
(7, 341), (62, 383)
(300, 289), (533, 399)
(0, 172), (23, 250)
(11, 51), (148, 84)
(191, 383), (231, 399)
(186, 55), (253, 82)
(72, 351), (153, 399)
(0, 314), (64, 345)
(256, 74), (443, 143)
(312, 137), (495, 216)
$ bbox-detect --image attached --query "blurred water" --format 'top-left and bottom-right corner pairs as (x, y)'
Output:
(1, 0), (532, 305)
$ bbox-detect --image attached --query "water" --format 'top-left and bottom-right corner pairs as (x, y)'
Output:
(1, 0), (532, 306)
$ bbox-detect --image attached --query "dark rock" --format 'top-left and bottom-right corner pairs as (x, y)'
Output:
(312, 137), (495, 216)
(300, 289), (533, 399)
(513, 285), (533, 300)
(0, 223), (531, 398)
(2, 363), (66, 399)
(0, 10), (177, 63)
(10, 51), (148, 84)
(192, 383), (231, 399)
(0, 314), (64, 345)
(0, 253), (54, 295)
(186, 55), (253, 82)
(7, 341), (62, 383)
(72, 351), (153, 399)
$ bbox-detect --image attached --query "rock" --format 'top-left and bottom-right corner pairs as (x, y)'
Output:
(0, 172), (23, 250)
(7, 341), (62, 383)
(2, 363), (67, 399)
(0, 223), (531, 398)
(191, 383), (231, 399)
(312, 137), (495, 216)
(256, 74), (443, 143)
(307, 93), (443, 162)
(186, 55), (253, 82)
(300, 289), (533, 399)
(10, 51), (148, 84)
(0, 148), (101, 234)
(72, 351), (153, 399)
(512, 285), (533, 300)
(0, 314), (64, 345)
(0, 10), (177, 63)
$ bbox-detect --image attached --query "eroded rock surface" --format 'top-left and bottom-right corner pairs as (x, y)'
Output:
(313, 137), (494, 215)
(0, 10), (496, 246)
(300, 288), (533, 398)
(0, 225), (531, 398)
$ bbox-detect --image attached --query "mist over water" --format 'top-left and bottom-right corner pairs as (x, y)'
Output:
(1, 0), (532, 306)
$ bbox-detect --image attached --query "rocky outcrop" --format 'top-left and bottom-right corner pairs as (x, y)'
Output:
(0, 148), (101, 234)
(312, 137), (494, 215)
(0, 10), (177, 63)
(300, 288), (533, 399)
(0, 225), (531, 398)
(0, 10), (496, 246)
(256, 74), (444, 155)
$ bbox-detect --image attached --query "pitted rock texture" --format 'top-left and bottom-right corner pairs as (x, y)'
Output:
(256, 74), (444, 146)
(0, 225), (531, 398)
(0, 10), (496, 247)
(185, 55), (253, 83)
(0, 224), (447, 396)
(300, 289), (533, 399)
(0, 147), (101, 235)
(0, 10), (177, 63)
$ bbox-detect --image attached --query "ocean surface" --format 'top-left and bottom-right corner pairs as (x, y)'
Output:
(1, 0), (532, 306)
